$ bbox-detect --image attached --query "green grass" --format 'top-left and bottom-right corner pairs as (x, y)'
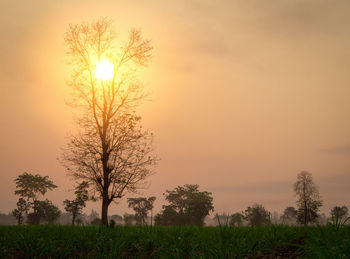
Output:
(0, 225), (349, 258)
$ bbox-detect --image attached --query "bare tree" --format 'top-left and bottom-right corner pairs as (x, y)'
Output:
(60, 18), (157, 225)
(294, 171), (322, 225)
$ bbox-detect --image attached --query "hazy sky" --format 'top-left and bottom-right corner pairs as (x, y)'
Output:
(1, 0), (350, 217)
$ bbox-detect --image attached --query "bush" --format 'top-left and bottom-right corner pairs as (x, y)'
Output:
(109, 219), (116, 227)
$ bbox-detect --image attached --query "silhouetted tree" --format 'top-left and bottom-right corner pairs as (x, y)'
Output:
(330, 206), (349, 225)
(14, 172), (57, 220)
(185, 191), (214, 225)
(109, 214), (123, 225)
(27, 199), (61, 224)
(154, 206), (179, 226)
(60, 18), (156, 225)
(243, 204), (271, 226)
(155, 184), (214, 226)
(230, 212), (244, 227)
(294, 171), (322, 225)
(11, 198), (30, 225)
(127, 196), (156, 225)
(280, 206), (297, 225)
(109, 219), (116, 227)
(215, 213), (230, 226)
(123, 213), (135, 225)
(87, 209), (99, 223)
(14, 173), (57, 205)
(271, 211), (280, 224)
(91, 218), (101, 225)
(63, 181), (89, 225)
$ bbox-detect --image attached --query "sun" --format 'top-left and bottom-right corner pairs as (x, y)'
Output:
(95, 59), (114, 81)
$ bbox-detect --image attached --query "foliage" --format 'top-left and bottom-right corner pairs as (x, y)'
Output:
(243, 204), (271, 226)
(27, 199), (61, 224)
(154, 206), (180, 226)
(87, 209), (99, 223)
(280, 206), (297, 224)
(127, 196), (156, 225)
(330, 206), (348, 222)
(123, 213), (135, 226)
(90, 218), (101, 225)
(294, 171), (322, 225)
(26, 212), (41, 225)
(215, 213), (231, 226)
(230, 212), (244, 227)
(330, 206), (349, 228)
(11, 198), (30, 225)
(63, 181), (89, 225)
(155, 184), (214, 226)
(14, 172), (57, 203)
(1, 225), (350, 258)
(109, 214), (123, 223)
(109, 219), (116, 227)
(61, 18), (157, 225)
(185, 192), (214, 225)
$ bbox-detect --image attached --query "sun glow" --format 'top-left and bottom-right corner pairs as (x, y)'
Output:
(95, 60), (114, 81)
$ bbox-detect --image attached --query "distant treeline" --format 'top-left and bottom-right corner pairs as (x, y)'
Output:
(6, 171), (349, 227)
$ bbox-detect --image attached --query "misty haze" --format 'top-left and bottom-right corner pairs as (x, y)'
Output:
(1, 0), (349, 258)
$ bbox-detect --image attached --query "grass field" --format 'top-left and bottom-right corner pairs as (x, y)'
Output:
(0, 225), (349, 258)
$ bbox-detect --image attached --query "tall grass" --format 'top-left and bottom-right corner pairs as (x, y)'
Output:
(0, 225), (349, 258)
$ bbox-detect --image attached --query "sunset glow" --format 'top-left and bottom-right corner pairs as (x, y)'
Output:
(95, 60), (114, 81)
(2, 0), (350, 227)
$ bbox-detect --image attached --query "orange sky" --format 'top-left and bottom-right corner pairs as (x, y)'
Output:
(1, 0), (350, 217)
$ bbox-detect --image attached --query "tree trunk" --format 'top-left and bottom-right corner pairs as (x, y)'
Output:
(101, 193), (109, 225)
(101, 127), (110, 226)
(72, 213), (76, 225)
(304, 201), (306, 226)
(303, 182), (307, 226)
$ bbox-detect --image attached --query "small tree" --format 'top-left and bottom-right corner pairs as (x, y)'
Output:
(330, 206), (349, 225)
(243, 204), (271, 226)
(14, 173), (57, 205)
(91, 218), (101, 225)
(127, 196), (156, 225)
(215, 213), (230, 226)
(280, 206), (297, 225)
(185, 191), (214, 226)
(11, 198), (30, 225)
(156, 184), (214, 226)
(294, 171), (322, 225)
(63, 181), (89, 225)
(87, 209), (99, 223)
(123, 213), (135, 225)
(27, 199), (61, 224)
(154, 206), (178, 226)
(230, 212), (244, 227)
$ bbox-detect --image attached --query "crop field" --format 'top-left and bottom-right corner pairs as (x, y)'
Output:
(0, 225), (349, 258)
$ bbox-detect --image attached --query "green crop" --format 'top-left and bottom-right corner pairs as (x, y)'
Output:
(0, 225), (349, 258)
